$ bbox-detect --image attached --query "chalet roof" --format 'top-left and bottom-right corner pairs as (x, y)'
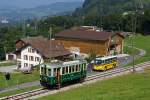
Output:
(55, 27), (124, 41)
(16, 36), (71, 58)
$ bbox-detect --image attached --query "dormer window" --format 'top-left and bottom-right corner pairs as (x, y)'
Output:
(28, 48), (32, 52)
(28, 47), (35, 53)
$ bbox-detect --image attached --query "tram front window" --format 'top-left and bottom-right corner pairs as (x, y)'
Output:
(44, 65), (47, 75)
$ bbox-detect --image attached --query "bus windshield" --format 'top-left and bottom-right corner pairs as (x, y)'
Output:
(94, 60), (103, 65)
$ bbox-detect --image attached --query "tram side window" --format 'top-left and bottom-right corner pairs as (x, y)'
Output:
(41, 67), (44, 74)
(79, 64), (81, 71)
(72, 65), (75, 72)
(48, 69), (51, 76)
(53, 68), (57, 76)
(66, 66), (68, 74)
(76, 65), (78, 72)
(62, 67), (65, 75)
(69, 66), (71, 73)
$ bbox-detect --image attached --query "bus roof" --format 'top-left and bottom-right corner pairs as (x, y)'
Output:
(95, 56), (117, 61)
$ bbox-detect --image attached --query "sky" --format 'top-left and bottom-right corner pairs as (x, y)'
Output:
(0, 0), (84, 8)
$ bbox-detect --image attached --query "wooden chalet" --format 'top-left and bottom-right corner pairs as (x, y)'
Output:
(55, 26), (125, 56)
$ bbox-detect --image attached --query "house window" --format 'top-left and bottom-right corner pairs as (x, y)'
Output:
(29, 56), (34, 61)
(28, 48), (32, 52)
(24, 55), (28, 60)
(35, 57), (40, 62)
(28, 48), (35, 53)
(24, 63), (28, 67)
(32, 49), (35, 53)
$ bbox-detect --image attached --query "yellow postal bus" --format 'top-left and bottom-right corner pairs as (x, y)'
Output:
(92, 56), (118, 71)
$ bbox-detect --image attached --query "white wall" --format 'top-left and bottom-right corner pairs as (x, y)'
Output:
(6, 53), (17, 61)
(17, 45), (44, 69)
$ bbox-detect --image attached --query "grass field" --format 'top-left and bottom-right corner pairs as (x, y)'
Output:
(123, 45), (139, 55)
(37, 67), (150, 100)
(0, 86), (42, 98)
(0, 70), (39, 89)
(125, 34), (150, 64)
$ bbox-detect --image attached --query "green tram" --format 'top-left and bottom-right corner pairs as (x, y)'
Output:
(40, 60), (87, 88)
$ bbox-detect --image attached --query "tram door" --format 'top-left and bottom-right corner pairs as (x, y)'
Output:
(56, 68), (61, 88)
(81, 64), (84, 76)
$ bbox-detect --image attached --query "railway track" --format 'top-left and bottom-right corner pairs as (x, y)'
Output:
(86, 61), (150, 81)
(0, 88), (50, 100)
(1, 61), (150, 100)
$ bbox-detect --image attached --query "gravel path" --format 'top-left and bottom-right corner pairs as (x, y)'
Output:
(0, 81), (40, 93)
(118, 46), (147, 66)
(0, 65), (17, 73)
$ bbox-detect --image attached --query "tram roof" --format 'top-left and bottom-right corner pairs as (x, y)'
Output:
(40, 60), (86, 69)
(95, 56), (117, 61)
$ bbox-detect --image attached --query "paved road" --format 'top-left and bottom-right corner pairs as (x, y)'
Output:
(0, 65), (17, 73)
(118, 46), (146, 66)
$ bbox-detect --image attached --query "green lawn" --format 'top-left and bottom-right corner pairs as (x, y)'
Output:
(0, 86), (42, 98)
(37, 67), (150, 100)
(124, 45), (139, 55)
(125, 34), (150, 64)
(0, 70), (39, 89)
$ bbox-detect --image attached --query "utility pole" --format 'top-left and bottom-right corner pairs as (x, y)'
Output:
(98, 3), (103, 31)
(48, 27), (52, 62)
(131, 1), (137, 72)
(132, 18), (136, 72)
(22, 17), (26, 38)
(132, 0), (144, 72)
(34, 18), (38, 35)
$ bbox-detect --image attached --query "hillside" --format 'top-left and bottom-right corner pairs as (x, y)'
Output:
(74, 0), (150, 16)
(0, 1), (82, 21)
